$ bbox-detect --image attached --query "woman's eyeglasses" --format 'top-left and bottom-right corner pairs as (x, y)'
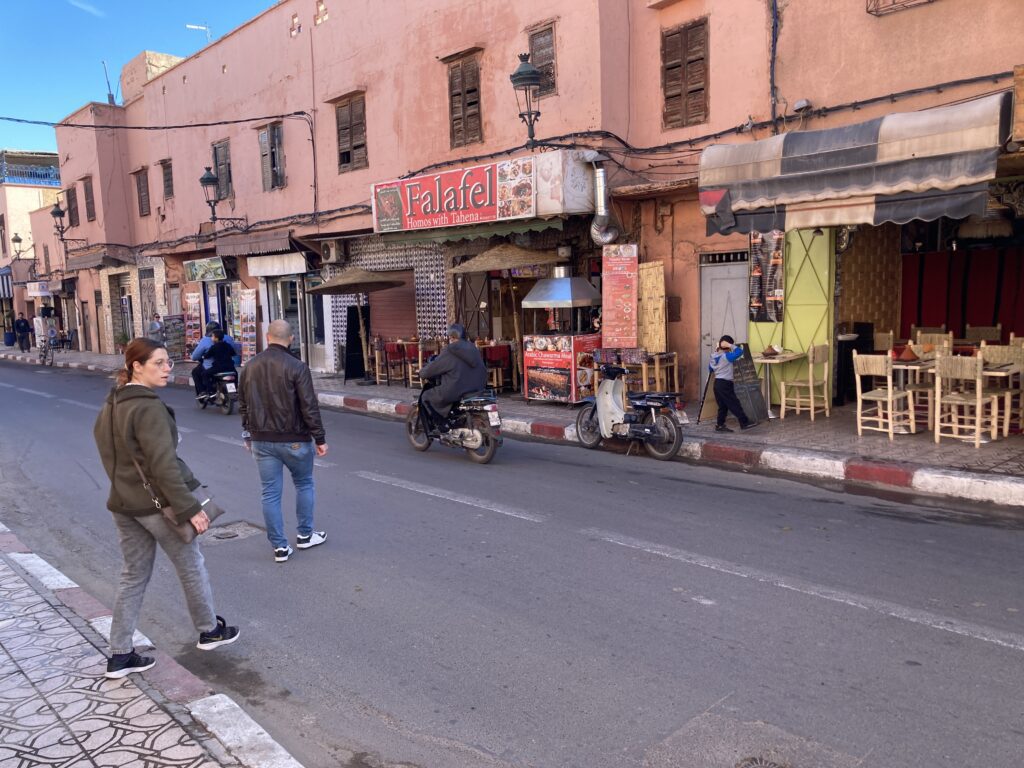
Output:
(149, 358), (175, 370)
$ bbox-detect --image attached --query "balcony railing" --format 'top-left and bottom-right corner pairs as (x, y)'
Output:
(0, 161), (61, 187)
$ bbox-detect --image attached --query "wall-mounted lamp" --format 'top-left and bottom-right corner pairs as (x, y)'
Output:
(509, 53), (543, 149)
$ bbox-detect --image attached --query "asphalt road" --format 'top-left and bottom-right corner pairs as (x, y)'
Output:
(2, 360), (1023, 768)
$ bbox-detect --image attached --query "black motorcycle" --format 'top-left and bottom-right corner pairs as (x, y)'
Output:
(197, 371), (238, 416)
(406, 381), (502, 464)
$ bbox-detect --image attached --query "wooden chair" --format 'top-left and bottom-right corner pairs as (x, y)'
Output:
(965, 323), (1002, 343)
(382, 342), (406, 385)
(1009, 333), (1024, 349)
(482, 344), (511, 391)
(780, 343), (830, 421)
(407, 341), (436, 388)
(873, 330), (894, 352)
(911, 324), (946, 340)
(917, 331), (953, 349)
(371, 337), (388, 385)
(978, 343), (1024, 436)
(934, 351), (999, 448)
(902, 344), (938, 430)
(853, 351), (915, 440)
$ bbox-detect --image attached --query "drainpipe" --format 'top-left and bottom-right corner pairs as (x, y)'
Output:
(581, 150), (620, 246)
(770, 0), (779, 134)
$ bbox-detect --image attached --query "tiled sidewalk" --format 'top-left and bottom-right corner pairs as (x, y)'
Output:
(0, 557), (223, 767)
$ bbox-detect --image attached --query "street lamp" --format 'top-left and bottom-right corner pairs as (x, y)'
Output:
(510, 53), (543, 149)
(199, 167), (246, 227)
(11, 233), (23, 256)
(49, 202), (88, 251)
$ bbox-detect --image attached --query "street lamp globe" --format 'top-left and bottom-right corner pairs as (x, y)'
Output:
(509, 53), (543, 147)
(50, 202), (65, 222)
(11, 233), (21, 248)
(199, 167), (219, 205)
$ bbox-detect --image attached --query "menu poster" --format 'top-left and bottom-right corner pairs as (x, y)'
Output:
(163, 315), (186, 361)
(749, 230), (785, 322)
(524, 334), (572, 402)
(602, 244), (638, 347)
(571, 333), (601, 401)
(184, 292), (203, 357)
(239, 288), (258, 364)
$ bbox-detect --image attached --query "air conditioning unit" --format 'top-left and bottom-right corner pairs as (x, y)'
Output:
(322, 239), (344, 264)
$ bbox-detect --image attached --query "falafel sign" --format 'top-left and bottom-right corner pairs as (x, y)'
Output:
(372, 157), (536, 233)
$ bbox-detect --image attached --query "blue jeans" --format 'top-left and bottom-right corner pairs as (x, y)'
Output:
(252, 440), (316, 550)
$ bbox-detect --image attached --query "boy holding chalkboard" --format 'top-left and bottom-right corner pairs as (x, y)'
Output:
(709, 335), (755, 432)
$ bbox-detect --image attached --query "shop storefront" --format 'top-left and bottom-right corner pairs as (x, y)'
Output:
(698, 91), (1018, 406)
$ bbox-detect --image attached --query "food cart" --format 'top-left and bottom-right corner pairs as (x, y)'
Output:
(520, 266), (602, 403)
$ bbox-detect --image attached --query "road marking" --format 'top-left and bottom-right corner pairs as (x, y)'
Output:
(207, 434), (246, 448)
(583, 527), (1024, 653)
(9, 553), (78, 590)
(176, 426), (195, 433)
(59, 398), (100, 411)
(15, 387), (54, 398)
(692, 596), (717, 606)
(314, 460), (336, 468)
(34, 370), (54, 375)
(0, 382), (13, 388)
(355, 470), (545, 523)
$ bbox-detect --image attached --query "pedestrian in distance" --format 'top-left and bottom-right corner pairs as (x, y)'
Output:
(191, 322), (240, 397)
(239, 319), (328, 563)
(709, 334), (756, 433)
(148, 312), (165, 342)
(93, 338), (239, 679)
(14, 312), (31, 352)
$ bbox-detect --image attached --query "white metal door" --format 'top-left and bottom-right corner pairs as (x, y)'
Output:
(700, 262), (748, 392)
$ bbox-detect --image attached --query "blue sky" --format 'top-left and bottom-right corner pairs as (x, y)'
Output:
(0, 0), (275, 152)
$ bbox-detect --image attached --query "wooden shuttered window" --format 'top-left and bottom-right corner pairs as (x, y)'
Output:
(161, 161), (174, 198)
(83, 177), (96, 221)
(662, 20), (708, 129)
(66, 186), (80, 228)
(449, 56), (482, 148)
(134, 169), (151, 217)
(336, 94), (368, 173)
(212, 141), (232, 200)
(259, 123), (285, 191)
(528, 25), (556, 97)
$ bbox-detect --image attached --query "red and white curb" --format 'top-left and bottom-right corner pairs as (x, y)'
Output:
(0, 522), (304, 768)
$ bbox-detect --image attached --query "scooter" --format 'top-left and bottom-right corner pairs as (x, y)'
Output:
(575, 364), (684, 460)
(406, 380), (502, 464)
(197, 371), (238, 416)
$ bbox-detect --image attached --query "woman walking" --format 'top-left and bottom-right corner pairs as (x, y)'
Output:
(94, 338), (239, 679)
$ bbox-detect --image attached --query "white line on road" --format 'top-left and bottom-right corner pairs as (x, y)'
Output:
(314, 460), (337, 468)
(59, 398), (100, 411)
(207, 434), (246, 448)
(15, 387), (54, 398)
(583, 527), (1024, 654)
(176, 426), (195, 433)
(0, 382), (13, 388)
(33, 370), (54, 374)
(355, 470), (545, 523)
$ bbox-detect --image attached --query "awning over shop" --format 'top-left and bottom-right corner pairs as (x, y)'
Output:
(247, 252), (309, 277)
(65, 244), (135, 272)
(699, 92), (1012, 234)
(380, 217), (563, 245)
(0, 266), (12, 299)
(451, 243), (566, 274)
(215, 230), (292, 257)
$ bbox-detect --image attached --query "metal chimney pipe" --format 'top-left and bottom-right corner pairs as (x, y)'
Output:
(590, 164), (620, 246)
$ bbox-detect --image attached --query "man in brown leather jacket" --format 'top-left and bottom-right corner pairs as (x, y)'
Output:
(239, 319), (329, 563)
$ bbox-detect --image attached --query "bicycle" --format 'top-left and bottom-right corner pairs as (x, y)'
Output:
(38, 339), (55, 366)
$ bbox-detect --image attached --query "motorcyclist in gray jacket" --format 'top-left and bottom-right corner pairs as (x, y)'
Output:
(419, 323), (486, 428)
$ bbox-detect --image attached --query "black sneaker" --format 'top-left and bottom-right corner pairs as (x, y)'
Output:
(197, 616), (240, 651)
(741, 422), (758, 431)
(715, 425), (734, 433)
(274, 546), (293, 563)
(105, 650), (156, 679)
(296, 531), (326, 550)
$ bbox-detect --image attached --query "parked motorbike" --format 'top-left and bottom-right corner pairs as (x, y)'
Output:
(406, 381), (502, 464)
(197, 371), (238, 416)
(575, 364), (684, 460)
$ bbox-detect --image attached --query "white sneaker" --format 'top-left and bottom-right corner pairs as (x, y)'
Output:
(296, 531), (326, 550)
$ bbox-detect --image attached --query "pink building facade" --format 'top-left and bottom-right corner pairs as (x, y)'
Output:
(30, 0), (1024, 397)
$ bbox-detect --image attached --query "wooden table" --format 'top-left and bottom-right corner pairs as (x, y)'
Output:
(752, 352), (805, 419)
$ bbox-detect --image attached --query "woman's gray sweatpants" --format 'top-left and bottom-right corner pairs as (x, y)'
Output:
(110, 512), (217, 655)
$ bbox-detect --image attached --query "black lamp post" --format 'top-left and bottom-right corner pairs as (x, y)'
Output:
(510, 53), (543, 149)
(199, 167), (246, 228)
(10, 233), (23, 257)
(49, 202), (88, 254)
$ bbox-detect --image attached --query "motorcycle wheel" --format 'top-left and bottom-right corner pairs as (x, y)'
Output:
(197, 394), (209, 410)
(405, 405), (432, 451)
(575, 403), (602, 449)
(643, 410), (682, 461)
(464, 413), (498, 464)
(219, 392), (234, 416)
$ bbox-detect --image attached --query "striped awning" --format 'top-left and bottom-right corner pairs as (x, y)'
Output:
(699, 92), (1012, 235)
(0, 266), (12, 299)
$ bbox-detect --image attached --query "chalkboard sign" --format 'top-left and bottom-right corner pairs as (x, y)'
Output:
(697, 344), (768, 425)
